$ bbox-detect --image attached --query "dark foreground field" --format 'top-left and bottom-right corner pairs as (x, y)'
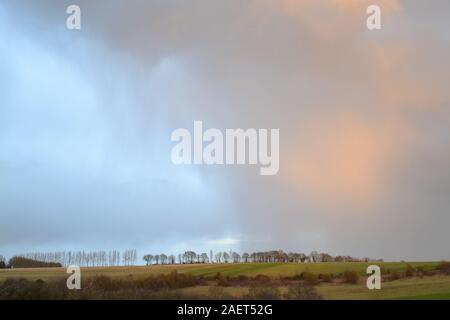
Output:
(1, 262), (450, 300)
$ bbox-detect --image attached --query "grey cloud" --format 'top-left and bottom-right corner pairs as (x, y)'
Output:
(0, 1), (449, 261)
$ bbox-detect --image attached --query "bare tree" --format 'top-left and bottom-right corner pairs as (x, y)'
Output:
(232, 252), (241, 263)
(183, 251), (196, 264)
(131, 249), (137, 265)
(200, 253), (209, 264)
(143, 254), (153, 266)
(0, 255), (6, 268)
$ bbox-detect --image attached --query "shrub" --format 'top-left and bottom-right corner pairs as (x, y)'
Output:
(342, 271), (359, 284)
(390, 271), (400, 280)
(245, 285), (281, 300)
(135, 276), (166, 291)
(141, 271), (198, 290)
(436, 261), (450, 274)
(284, 285), (323, 300)
(235, 275), (249, 281)
(287, 273), (303, 281)
(0, 278), (67, 300)
(83, 271), (200, 293)
(162, 271), (198, 289)
(88, 275), (127, 291)
(216, 273), (231, 287)
(319, 273), (333, 283)
(301, 272), (319, 286)
(253, 274), (271, 282)
(405, 264), (415, 277)
(382, 267), (391, 275)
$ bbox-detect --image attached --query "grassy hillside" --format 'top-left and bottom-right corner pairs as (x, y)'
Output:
(176, 275), (450, 300)
(317, 275), (450, 300)
(0, 261), (440, 282)
(1, 262), (449, 300)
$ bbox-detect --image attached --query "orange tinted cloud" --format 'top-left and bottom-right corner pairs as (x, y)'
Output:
(275, 0), (401, 41)
(285, 113), (402, 205)
(371, 44), (450, 111)
(278, 0), (400, 13)
(275, 0), (446, 209)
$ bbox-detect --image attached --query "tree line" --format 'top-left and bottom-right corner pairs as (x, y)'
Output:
(142, 250), (380, 265)
(0, 249), (381, 269)
(0, 250), (138, 268)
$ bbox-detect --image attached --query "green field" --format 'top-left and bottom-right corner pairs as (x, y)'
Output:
(178, 275), (450, 300)
(0, 261), (440, 281)
(1, 261), (449, 300)
(317, 275), (450, 300)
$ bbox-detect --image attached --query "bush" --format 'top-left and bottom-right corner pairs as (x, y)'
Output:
(212, 272), (222, 280)
(284, 285), (323, 300)
(138, 271), (198, 290)
(319, 273), (333, 283)
(342, 271), (359, 284)
(301, 272), (319, 286)
(253, 274), (271, 282)
(0, 278), (67, 300)
(286, 273), (302, 281)
(390, 271), (400, 280)
(135, 276), (166, 291)
(245, 285), (281, 300)
(235, 275), (249, 281)
(216, 273), (231, 287)
(87, 275), (125, 291)
(162, 271), (198, 289)
(0, 272), (207, 300)
(405, 264), (415, 277)
(83, 271), (200, 292)
(436, 261), (450, 274)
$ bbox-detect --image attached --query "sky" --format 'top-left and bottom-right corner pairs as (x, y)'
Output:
(0, 0), (449, 261)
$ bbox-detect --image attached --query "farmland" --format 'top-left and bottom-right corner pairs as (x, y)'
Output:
(0, 261), (440, 281)
(1, 261), (449, 300)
